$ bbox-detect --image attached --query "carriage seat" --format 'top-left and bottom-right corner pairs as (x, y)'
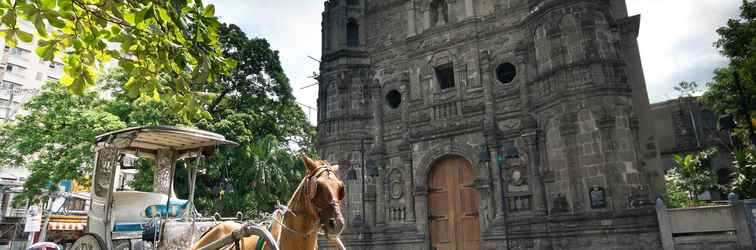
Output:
(111, 191), (188, 232)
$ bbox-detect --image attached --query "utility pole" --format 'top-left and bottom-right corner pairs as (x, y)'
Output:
(733, 71), (756, 146)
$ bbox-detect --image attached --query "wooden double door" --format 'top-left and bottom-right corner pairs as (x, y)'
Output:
(428, 156), (481, 250)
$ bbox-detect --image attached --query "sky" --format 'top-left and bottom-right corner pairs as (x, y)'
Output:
(207, 0), (743, 124)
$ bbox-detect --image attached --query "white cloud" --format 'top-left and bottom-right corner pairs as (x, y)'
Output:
(627, 0), (740, 102)
(207, 0), (326, 124)
(207, 0), (742, 124)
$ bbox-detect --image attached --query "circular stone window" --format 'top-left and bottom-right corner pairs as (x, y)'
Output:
(496, 63), (517, 84)
(385, 90), (402, 109)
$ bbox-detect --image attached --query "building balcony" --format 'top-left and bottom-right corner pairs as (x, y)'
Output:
(5, 208), (25, 218)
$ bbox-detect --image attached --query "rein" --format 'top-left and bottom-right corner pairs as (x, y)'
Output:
(271, 206), (318, 238)
(271, 165), (340, 239)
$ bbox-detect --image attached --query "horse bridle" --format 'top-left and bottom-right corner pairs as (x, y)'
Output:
(273, 163), (343, 238)
(306, 164), (343, 221)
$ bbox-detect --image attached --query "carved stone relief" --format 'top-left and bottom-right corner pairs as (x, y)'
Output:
(389, 168), (403, 199)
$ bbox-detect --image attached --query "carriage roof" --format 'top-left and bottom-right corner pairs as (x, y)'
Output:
(95, 126), (238, 157)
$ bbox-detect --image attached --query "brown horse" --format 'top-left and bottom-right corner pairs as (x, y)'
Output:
(191, 155), (346, 250)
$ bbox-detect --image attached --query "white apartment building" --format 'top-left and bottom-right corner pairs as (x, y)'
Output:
(0, 21), (64, 123)
(0, 22), (64, 229)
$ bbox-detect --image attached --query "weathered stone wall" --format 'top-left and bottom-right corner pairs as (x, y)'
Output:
(317, 0), (663, 249)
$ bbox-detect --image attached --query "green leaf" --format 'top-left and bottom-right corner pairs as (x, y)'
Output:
(157, 7), (170, 23)
(2, 10), (16, 28)
(224, 58), (237, 69)
(45, 13), (65, 29)
(41, 0), (57, 10)
(36, 41), (58, 60)
(33, 15), (47, 37)
(4, 30), (16, 48)
(109, 3), (123, 20)
(123, 11), (135, 25)
(17, 30), (33, 43)
(203, 4), (215, 17)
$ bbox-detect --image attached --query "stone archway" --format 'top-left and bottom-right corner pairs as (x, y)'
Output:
(427, 155), (481, 250)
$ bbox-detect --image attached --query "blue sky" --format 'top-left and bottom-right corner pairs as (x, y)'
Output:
(207, 0), (742, 124)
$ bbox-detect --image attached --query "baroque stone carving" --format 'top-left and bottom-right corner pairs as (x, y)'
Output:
(508, 196), (531, 212)
(498, 119), (521, 132)
(389, 168), (403, 199)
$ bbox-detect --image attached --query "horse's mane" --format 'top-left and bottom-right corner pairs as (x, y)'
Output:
(286, 173), (311, 211)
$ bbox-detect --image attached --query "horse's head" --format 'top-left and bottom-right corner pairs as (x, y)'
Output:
(302, 155), (345, 239)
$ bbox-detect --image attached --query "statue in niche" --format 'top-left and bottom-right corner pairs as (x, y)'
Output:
(589, 186), (606, 209)
(550, 193), (569, 213)
(430, 0), (448, 27)
(507, 168), (528, 193)
(514, 137), (530, 167)
(628, 185), (651, 208)
(507, 138), (530, 193)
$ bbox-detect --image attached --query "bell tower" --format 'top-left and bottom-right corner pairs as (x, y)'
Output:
(317, 0), (376, 230)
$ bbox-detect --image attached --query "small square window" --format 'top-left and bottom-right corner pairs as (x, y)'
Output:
(435, 64), (455, 90)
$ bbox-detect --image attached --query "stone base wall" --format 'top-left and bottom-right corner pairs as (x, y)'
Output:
(320, 209), (661, 250)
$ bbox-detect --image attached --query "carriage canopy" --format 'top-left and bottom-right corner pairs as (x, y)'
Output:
(95, 126), (238, 157)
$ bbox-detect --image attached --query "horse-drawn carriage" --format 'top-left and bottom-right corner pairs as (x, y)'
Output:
(69, 126), (279, 250)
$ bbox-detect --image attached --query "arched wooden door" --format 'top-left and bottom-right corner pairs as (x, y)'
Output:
(428, 155), (480, 250)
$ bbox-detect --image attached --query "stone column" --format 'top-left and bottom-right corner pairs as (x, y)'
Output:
(404, 160), (416, 222)
(729, 195), (754, 249)
(655, 199), (674, 250)
(153, 149), (175, 195)
(490, 143), (505, 219)
(413, 186), (429, 238)
(371, 80), (385, 226)
(364, 181), (376, 226)
(406, 1), (416, 37)
(560, 117), (583, 212)
(523, 131), (546, 215)
(374, 157), (386, 226)
(464, 0), (475, 18)
(619, 15), (665, 199)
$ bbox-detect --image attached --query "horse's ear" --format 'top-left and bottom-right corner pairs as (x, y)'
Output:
(302, 154), (319, 172)
(330, 164), (340, 172)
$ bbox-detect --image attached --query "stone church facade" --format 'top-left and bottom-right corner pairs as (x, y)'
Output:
(316, 0), (665, 249)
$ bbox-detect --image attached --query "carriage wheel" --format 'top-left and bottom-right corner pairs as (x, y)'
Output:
(71, 234), (106, 250)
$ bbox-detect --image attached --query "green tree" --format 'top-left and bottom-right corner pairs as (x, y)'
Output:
(0, 83), (125, 203)
(0, 21), (315, 215)
(703, 0), (756, 126)
(668, 148), (720, 206)
(730, 148), (756, 199)
(125, 24), (315, 216)
(697, 0), (756, 201)
(0, 0), (233, 118)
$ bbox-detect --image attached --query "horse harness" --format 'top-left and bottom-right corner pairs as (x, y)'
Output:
(245, 164), (342, 250)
